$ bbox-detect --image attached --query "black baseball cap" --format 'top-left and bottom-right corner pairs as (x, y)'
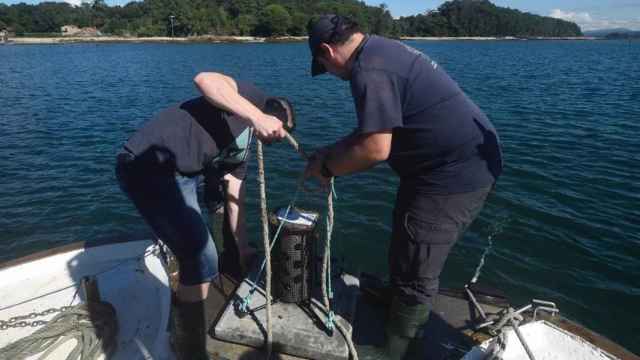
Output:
(308, 14), (347, 77)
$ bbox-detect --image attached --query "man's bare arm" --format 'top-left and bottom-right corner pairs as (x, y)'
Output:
(193, 72), (286, 142)
(325, 130), (392, 175)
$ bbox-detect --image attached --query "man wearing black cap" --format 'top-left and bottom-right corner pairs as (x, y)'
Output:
(305, 15), (503, 359)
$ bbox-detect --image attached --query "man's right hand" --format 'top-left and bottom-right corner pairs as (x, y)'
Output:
(304, 150), (332, 189)
(253, 113), (287, 143)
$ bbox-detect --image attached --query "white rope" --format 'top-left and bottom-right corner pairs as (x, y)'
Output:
(258, 134), (358, 360)
(470, 218), (509, 285)
(470, 232), (494, 284)
(320, 179), (359, 360)
(284, 133), (308, 160)
(256, 139), (273, 358)
(321, 185), (333, 312)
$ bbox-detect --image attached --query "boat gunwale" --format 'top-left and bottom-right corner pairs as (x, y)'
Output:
(0, 238), (148, 272)
(0, 237), (174, 360)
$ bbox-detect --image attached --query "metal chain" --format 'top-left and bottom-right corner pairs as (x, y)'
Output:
(0, 306), (73, 330)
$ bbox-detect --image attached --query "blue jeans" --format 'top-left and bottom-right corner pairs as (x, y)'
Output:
(116, 151), (219, 286)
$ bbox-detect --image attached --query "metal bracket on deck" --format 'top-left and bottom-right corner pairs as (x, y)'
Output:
(468, 296), (562, 360)
(471, 297), (560, 334)
(532, 299), (559, 321)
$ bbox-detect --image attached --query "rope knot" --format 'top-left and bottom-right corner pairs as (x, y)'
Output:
(325, 311), (335, 332)
(238, 296), (251, 314)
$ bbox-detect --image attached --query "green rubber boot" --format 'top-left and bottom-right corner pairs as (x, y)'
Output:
(172, 299), (211, 360)
(384, 297), (430, 360)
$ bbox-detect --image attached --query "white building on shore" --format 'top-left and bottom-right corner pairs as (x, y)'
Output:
(61, 25), (102, 37)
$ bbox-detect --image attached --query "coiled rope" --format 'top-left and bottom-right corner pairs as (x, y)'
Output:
(0, 247), (162, 360)
(0, 302), (118, 360)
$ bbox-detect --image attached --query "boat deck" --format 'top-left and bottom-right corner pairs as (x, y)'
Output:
(199, 271), (639, 360)
(199, 273), (507, 360)
(2, 239), (636, 360)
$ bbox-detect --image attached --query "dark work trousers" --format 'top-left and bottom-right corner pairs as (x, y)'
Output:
(389, 185), (492, 306)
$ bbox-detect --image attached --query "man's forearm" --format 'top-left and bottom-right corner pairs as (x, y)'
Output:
(326, 139), (374, 176)
(194, 72), (262, 127)
(194, 72), (286, 143)
(324, 131), (392, 176)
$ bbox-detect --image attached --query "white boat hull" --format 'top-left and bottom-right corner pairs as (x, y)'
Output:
(462, 320), (619, 360)
(0, 240), (174, 360)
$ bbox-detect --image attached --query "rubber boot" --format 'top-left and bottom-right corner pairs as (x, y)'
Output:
(384, 297), (430, 360)
(172, 298), (211, 360)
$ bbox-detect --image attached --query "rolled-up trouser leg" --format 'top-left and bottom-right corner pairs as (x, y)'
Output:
(387, 186), (491, 358)
(116, 153), (219, 286)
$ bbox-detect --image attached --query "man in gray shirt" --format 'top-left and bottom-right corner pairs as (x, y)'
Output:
(117, 72), (292, 359)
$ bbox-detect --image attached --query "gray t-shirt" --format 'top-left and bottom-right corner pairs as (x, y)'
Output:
(124, 81), (265, 179)
(350, 35), (503, 194)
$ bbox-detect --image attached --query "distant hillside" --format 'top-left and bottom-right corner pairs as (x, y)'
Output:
(584, 28), (633, 37)
(605, 31), (640, 40)
(0, 0), (582, 38)
(396, 0), (583, 37)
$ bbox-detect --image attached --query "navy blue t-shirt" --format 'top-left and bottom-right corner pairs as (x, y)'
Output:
(350, 36), (503, 194)
(124, 81), (265, 179)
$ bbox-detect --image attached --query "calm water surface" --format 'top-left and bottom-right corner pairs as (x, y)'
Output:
(1, 40), (639, 353)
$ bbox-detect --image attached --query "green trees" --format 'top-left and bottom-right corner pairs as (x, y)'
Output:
(0, 4), (6, 31)
(0, 0), (583, 38)
(256, 4), (291, 37)
(236, 14), (257, 36)
(396, 0), (583, 37)
(369, 3), (395, 37)
(288, 12), (308, 36)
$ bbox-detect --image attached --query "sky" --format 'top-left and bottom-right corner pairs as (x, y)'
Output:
(2, 0), (639, 31)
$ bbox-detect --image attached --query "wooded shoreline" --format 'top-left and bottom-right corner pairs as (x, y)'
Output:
(5, 35), (599, 45)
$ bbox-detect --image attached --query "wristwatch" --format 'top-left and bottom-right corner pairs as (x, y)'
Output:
(320, 160), (334, 178)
